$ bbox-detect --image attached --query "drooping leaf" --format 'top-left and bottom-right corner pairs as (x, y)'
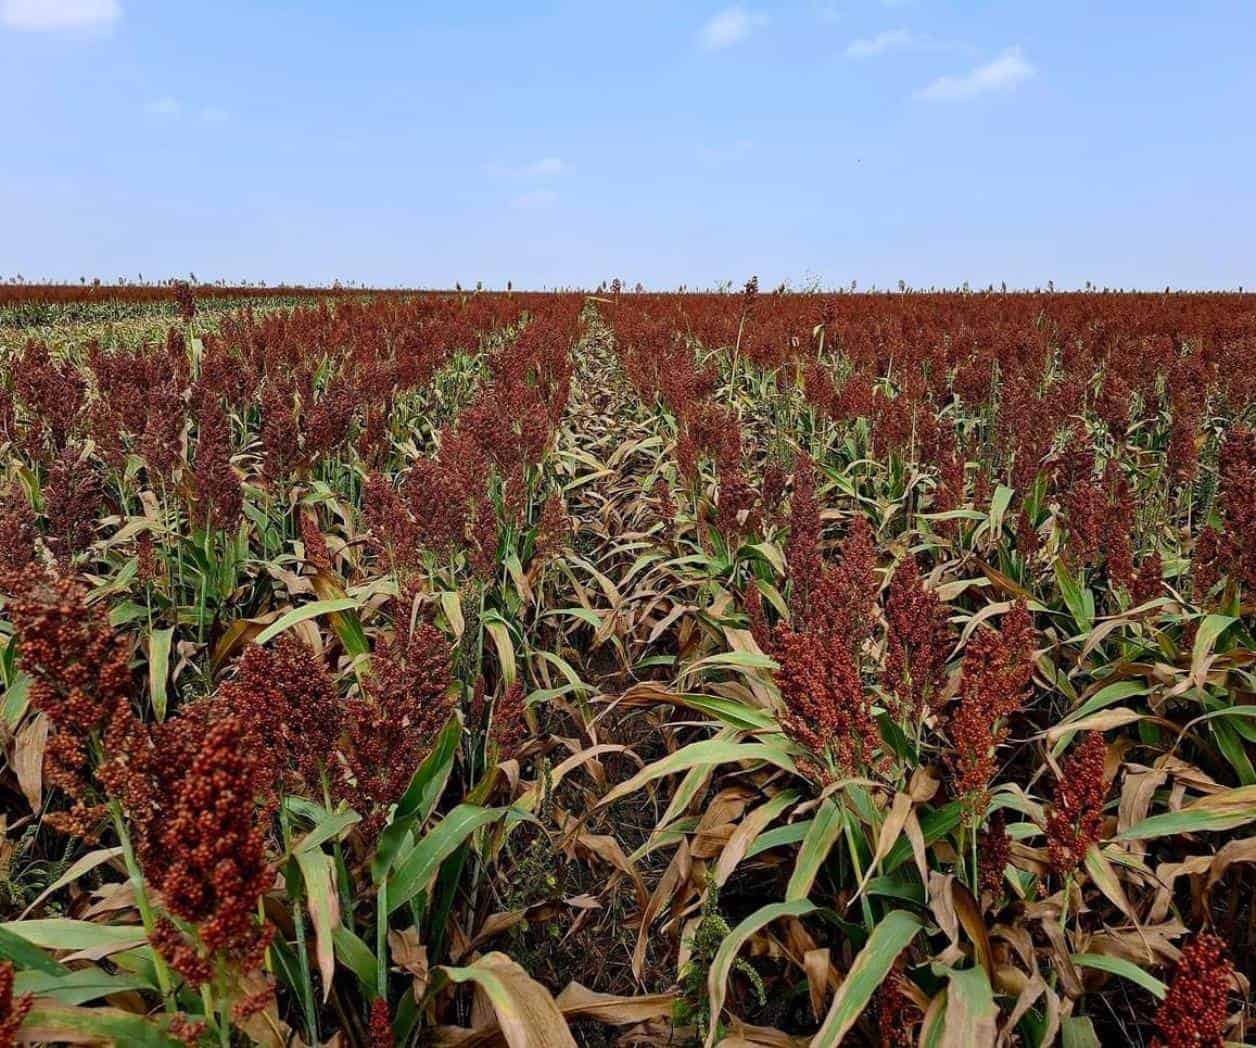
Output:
(786, 798), (844, 901)
(437, 951), (578, 1048)
(704, 900), (817, 1048)
(810, 910), (923, 1047)
(253, 597), (359, 646)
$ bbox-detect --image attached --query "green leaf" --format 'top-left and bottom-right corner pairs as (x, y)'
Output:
(541, 606), (602, 629)
(254, 598), (359, 646)
(373, 715), (462, 882)
(678, 649), (779, 682)
(0, 919), (146, 952)
(1071, 952), (1167, 999)
(2, 672), (31, 731)
(387, 805), (519, 915)
(745, 821), (812, 859)
(147, 626), (174, 721)
(1056, 561), (1093, 633)
(786, 798), (844, 901)
(1213, 718), (1256, 785)
(986, 483), (1015, 535)
(1060, 1015), (1102, 1048)
(745, 541), (786, 575)
(595, 740), (797, 810)
(1118, 789), (1256, 840)
(662, 693), (776, 732)
(292, 807), (361, 857)
(483, 617), (517, 685)
(15, 967), (153, 1005)
(941, 967), (997, 1046)
(704, 900), (817, 1047)
(295, 849), (340, 1000)
(19, 1003), (185, 1047)
(332, 924), (378, 992)
(1190, 614), (1237, 687)
(0, 924), (68, 975)
(811, 910), (923, 1047)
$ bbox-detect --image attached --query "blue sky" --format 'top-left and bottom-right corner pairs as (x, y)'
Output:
(2, 1), (1254, 289)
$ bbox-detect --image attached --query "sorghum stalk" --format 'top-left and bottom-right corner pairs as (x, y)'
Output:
(279, 805), (320, 1045)
(108, 800), (174, 1001)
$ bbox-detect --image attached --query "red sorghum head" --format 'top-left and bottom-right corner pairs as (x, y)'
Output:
(0, 959), (35, 1046)
(884, 556), (952, 721)
(946, 601), (1035, 821)
(341, 608), (453, 838)
(1150, 932), (1235, 1048)
(1046, 731), (1107, 876)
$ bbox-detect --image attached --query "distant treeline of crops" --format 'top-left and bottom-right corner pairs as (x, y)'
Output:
(0, 283), (420, 328)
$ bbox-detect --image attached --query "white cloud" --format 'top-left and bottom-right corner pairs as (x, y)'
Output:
(490, 157), (566, 178)
(1, 0), (120, 30)
(523, 156), (563, 176)
(202, 105), (229, 123)
(144, 96), (180, 116)
(846, 28), (914, 58)
(511, 190), (558, 210)
(697, 6), (768, 51)
(914, 46), (1035, 101)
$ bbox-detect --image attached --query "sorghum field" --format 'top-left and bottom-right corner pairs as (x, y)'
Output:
(0, 282), (1253, 1048)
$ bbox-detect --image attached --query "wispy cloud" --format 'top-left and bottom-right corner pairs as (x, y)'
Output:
(144, 96), (180, 116)
(489, 157), (566, 178)
(1, 0), (120, 30)
(511, 190), (558, 211)
(201, 106), (229, 123)
(846, 28), (914, 58)
(914, 46), (1035, 101)
(697, 6), (768, 51)
(522, 157), (564, 176)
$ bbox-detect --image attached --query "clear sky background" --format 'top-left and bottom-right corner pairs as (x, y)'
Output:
(2, 1), (1253, 290)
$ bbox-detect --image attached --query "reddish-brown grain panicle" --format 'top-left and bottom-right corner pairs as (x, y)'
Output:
(300, 508), (333, 572)
(1132, 550), (1163, 605)
(0, 486), (37, 573)
(1046, 731), (1108, 875)
(884, 556), (952, 720)
(260, 376), (302, 481)
(875, 964), (919, 1048)
(194, 397), (242, 533)
(342, 610), (453, 838)
(218, 638), (342, 794)
(491, 681), (528, 757)
(44, 445), (102, 559)
(945, 601), (1035, 819)
(533, 491), (570, 561)
(146, 715), (273, 981)
(0, 959), (35, 1047)
(4, 568), (137, 835)
(1150, 932), (1235, 1048)
(775, 622), (880, 777)
(979, 809), (1011, 895)
(369, 997), (393, 1048)
(785, 454), (822, 622)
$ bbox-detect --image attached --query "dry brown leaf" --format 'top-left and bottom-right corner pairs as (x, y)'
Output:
(14, 712), (48, 811)
(438, 951), (578, 1048)
(390, 926), (431, 1000)
(803, 947), (832, 1021)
